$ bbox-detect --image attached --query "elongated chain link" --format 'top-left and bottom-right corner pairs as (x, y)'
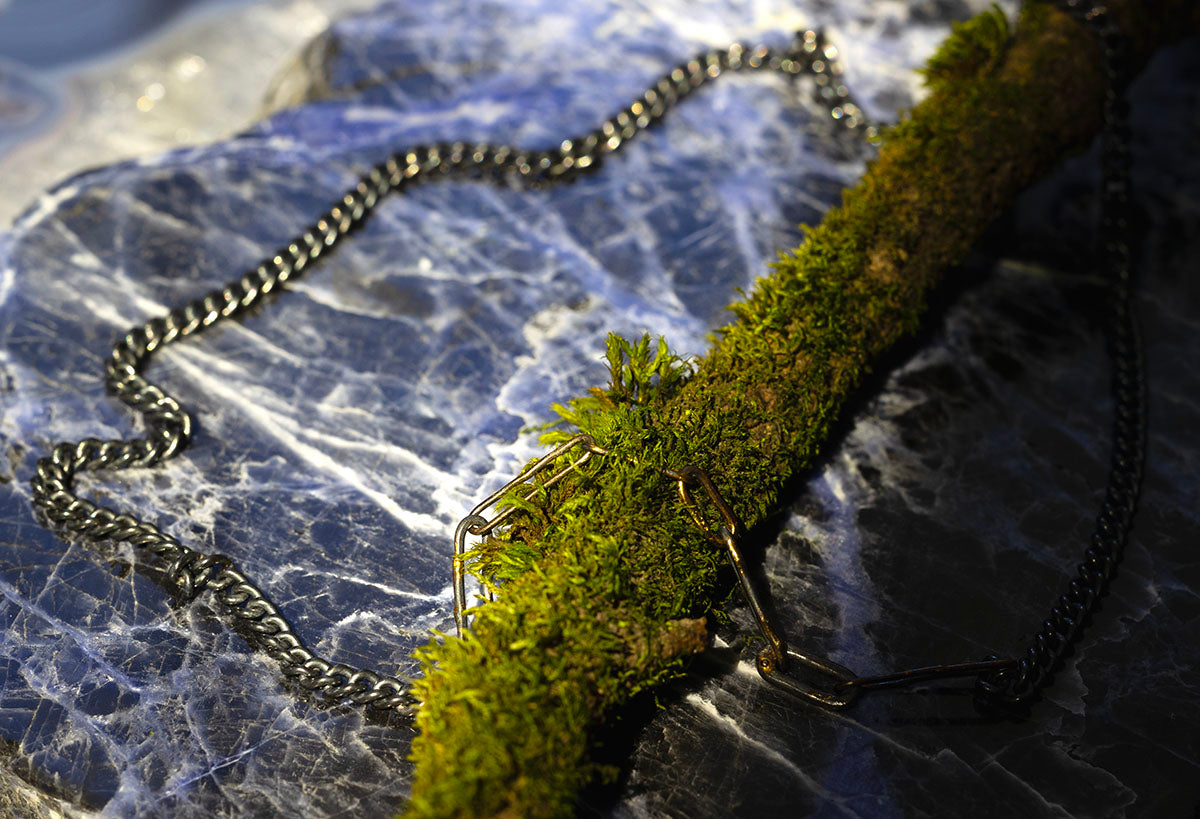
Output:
(29, 30), (867, 717)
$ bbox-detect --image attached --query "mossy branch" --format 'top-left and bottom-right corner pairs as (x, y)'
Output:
(405, 3), (1200, 816)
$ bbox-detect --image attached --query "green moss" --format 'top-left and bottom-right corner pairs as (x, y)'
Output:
(403, 2), (1177, 816)
(921, 4), (1011, 91)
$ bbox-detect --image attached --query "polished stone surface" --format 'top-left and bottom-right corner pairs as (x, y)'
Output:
(1, 1), (1197, 816)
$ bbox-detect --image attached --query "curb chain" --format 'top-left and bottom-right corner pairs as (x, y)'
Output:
(974, 0), (1146, 704)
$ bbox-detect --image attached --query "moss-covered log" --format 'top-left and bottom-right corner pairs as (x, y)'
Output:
(406, 3), (1200, 816)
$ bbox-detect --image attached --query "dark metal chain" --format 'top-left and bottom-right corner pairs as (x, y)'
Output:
(975, 0), (1146, 705)
(29, 30), (869, 718)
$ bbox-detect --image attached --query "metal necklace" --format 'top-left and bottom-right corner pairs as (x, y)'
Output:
(28, 1), (1143, 726)
(975, 0), (1145, 704)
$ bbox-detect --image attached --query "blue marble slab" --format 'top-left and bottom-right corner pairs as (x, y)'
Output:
(1, 0), (1197, 816)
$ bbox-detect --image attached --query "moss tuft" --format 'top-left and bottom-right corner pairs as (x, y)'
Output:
(921, 4), (1012, 91)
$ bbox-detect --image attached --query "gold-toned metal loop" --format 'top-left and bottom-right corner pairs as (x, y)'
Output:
(715, 523), (859, 709)
(756, 648), (860, 709)
(715, 525), (787, 664)
(452, 434), (607, 636)
(674, 465), (744, 541)
(452, 514), (487, 636)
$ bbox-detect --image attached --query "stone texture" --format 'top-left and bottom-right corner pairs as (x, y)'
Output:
(0, 1), (1196, 816)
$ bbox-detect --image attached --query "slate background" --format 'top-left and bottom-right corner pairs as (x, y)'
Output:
(1, 1), (1197, 816)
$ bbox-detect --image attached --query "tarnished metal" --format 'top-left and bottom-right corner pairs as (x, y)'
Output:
(842, 659), (1016, 694)
(674, 466), (744, 541)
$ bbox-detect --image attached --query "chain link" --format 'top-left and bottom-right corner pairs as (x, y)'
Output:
(30, 30), (866, 717)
